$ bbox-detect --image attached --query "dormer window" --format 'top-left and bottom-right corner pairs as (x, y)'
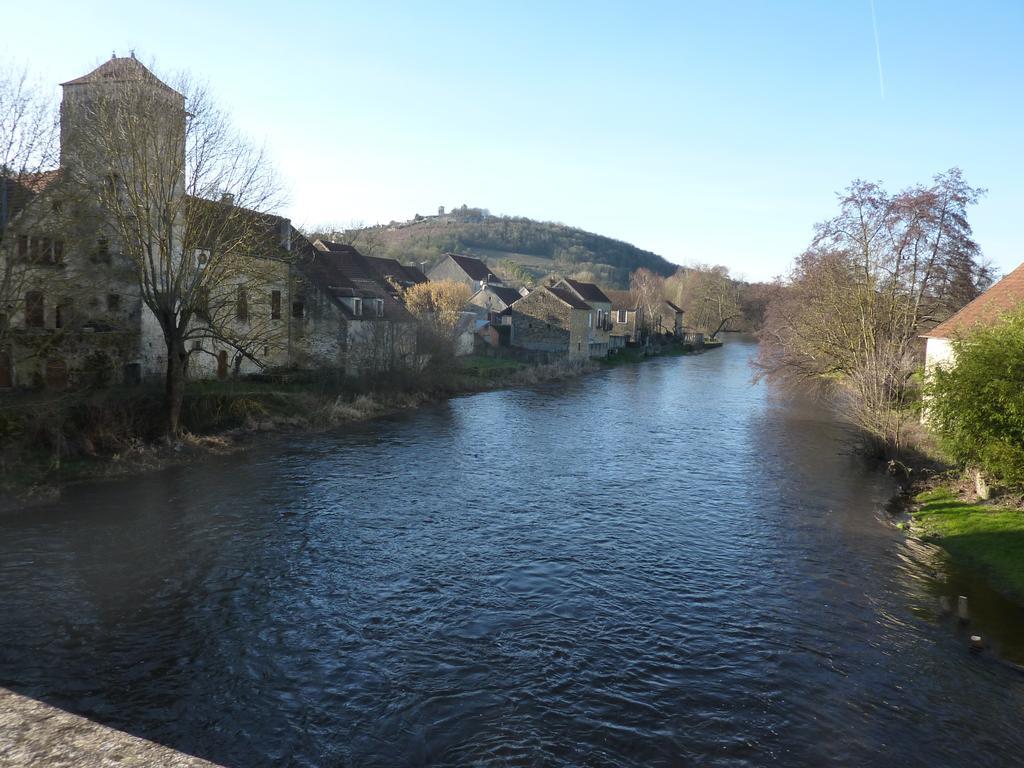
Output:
(375, 298), (384, 317)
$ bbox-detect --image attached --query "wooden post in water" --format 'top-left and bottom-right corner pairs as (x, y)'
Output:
(958, 595), (970, 623)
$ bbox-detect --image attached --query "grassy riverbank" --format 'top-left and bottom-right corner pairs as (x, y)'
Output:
(913, 488), (1024, 601)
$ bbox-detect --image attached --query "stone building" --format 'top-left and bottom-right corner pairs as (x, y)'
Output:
(468, 284), (524, 317)
(295, 241), (418, 376)
(0, 56), (417, 390)
(554, 278), (613, 356)
(428, 253), (502, 291)
(507, 285), (591, 359)
(605, 289), (645, 345)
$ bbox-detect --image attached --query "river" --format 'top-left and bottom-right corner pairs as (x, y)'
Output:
(2, 337), (1024, 767)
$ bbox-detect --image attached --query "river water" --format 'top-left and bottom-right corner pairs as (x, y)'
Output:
(2, 338), (1024, 767)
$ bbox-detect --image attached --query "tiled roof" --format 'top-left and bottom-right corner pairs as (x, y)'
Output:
(483, 285), (525, 307)
(2, 170), (61, 224)
(547, 286), (592, 311)
(328, 249), (415, 323)
(605, 289), (638, 311)
(922, 262), (1024, 339)
(364, 255), (428, 288)
(446, 253), (503, 283)
(61, 56), (180, 96)
(562, 278), (611, 304)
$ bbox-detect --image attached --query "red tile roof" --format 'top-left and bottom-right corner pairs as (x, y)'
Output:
(922, 262), (1024, 339)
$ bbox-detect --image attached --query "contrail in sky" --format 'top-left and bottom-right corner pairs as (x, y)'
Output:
(869, 0), (885, 99)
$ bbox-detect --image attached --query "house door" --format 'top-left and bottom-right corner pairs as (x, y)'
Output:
(217, 350), (228, 380)
(0, 350), (11, 388)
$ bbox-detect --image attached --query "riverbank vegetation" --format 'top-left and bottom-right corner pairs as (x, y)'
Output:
(754, 168), (991, 457)
(925, 309), (1024, 491)
(0, 354), (601, 504)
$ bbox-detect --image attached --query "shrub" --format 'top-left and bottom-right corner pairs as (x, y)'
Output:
(926, 310), (1024, 489)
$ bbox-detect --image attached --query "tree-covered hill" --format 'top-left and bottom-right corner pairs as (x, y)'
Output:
(336, 206), (678, 288)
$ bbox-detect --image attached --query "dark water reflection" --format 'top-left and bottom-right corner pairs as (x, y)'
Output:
(2, 338), (1024, 767)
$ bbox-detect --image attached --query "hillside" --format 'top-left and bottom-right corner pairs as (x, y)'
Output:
(342, 207), (678, 288)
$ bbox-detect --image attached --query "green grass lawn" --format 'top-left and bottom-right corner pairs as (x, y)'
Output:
(914, 488), (1024, 600)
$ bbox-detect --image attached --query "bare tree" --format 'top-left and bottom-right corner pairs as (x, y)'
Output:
(665, 264), (744, 339)
(0, 60), (59, 357)
(629, 268), (665, 338)
(66, 58), (284, 436)
(756, 169), (987, 454)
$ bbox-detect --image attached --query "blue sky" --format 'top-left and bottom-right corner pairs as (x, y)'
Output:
(3, 1), (1022, 281)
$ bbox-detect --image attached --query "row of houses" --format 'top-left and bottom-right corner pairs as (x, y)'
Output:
(0, 57), (694, 392)
(431, 253), (699, 360)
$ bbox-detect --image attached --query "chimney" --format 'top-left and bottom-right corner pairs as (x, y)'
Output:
(220, 192), (235, 206)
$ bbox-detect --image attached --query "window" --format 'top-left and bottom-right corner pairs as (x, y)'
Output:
(588, 313), (593, 328)
(192, 340), (202, 351)
(107, 293), (120, 313)
(16, 235), (28, 261)
(55, 298), (73, 329)
(25, 291), (44, 328)
(53, 240), (64, 264)
(94, 238), (111, 264)
(292, 300), (305, 319)
(104, 173), (119, 197)
(196, 287), (210, 320)
(375, 298), (384, 317)
(271, 290), (281, 320)
(236, 287), (248, 322)
(353, 297), (363, 317)
(29, 237), (49, 263)
(616, 310), (627, 323)
(194, 248), (211, 267)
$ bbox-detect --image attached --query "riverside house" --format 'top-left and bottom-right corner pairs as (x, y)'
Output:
(922, 261), (1024, 374)
(605, 289), (645, 345)
(507, 285), (592, 359)
(554, 278), (613, 356)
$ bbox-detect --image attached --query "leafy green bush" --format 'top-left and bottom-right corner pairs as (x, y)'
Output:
(926, 310), (1024, 488)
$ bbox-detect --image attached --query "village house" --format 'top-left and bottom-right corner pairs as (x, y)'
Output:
(604, 289), (645, 345)
(553, 278), (613, 357)
(922, 261), (1024, 374)
(468, 283), (524, 316)
(507, 285), (591, 359)
(467, 283), (524, 348)
(301, 241), (418, 375)
(313, 239), (426, 299)
(428, 252), (503, 291)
